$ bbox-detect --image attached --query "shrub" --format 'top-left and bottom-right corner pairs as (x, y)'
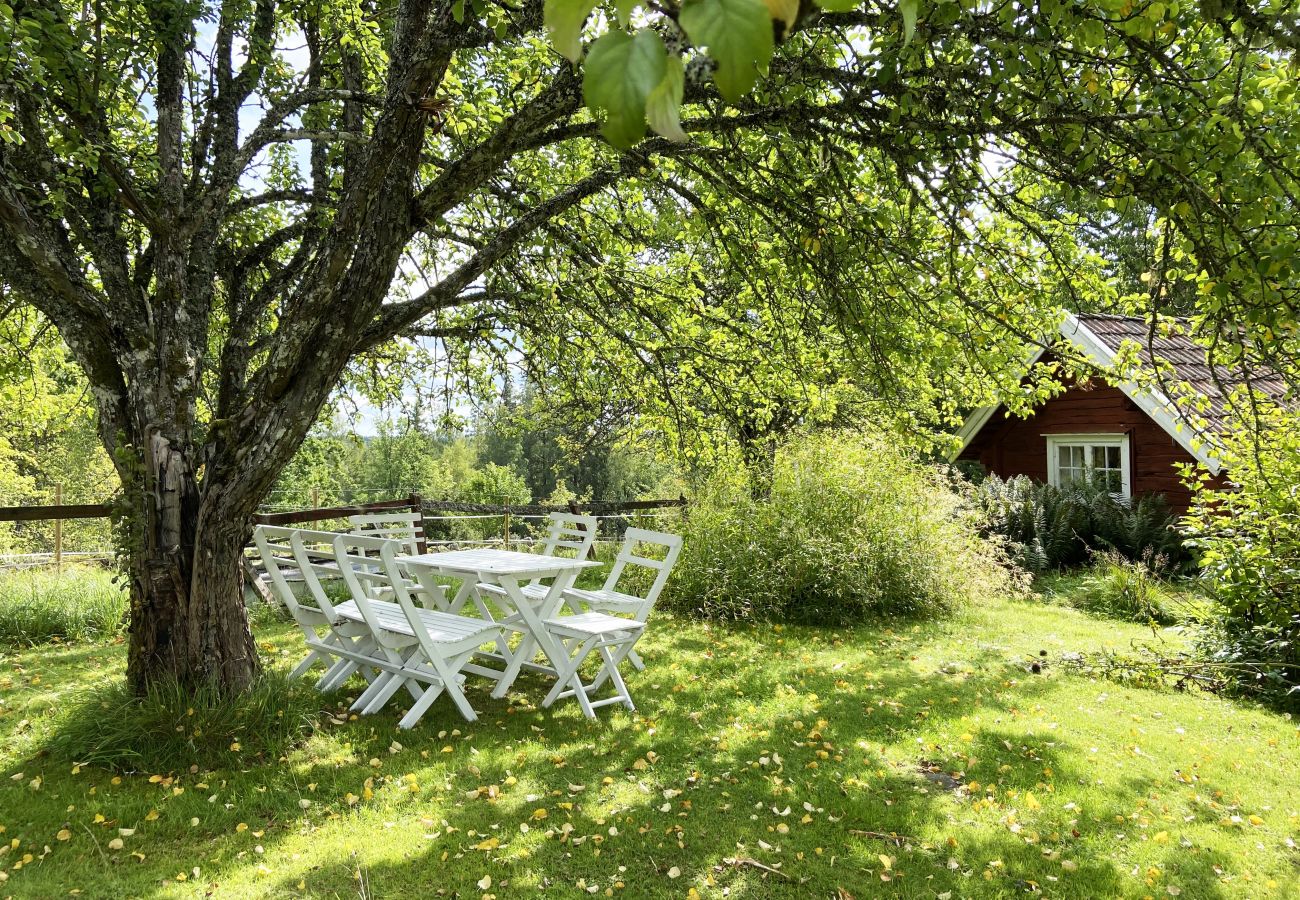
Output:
(975, 474), (1187, 573)
(1184, 406), (1300, 708)
(663, 432), (1026, 624)
(0, 565), (127, 645)
(47, 673), (324, 771)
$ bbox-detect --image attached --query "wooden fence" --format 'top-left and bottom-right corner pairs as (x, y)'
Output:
(0, 493), (688, 571)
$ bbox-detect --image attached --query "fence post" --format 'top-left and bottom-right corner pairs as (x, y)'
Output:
(409, 493), (427, 553)
(568, 499), (594, 559)
(53, 482), (63, 574)
(502, 502), (511, 550)
(311, 485), (320, 510)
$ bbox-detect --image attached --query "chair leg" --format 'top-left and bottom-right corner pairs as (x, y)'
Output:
(543, 636), (600, 718)
(318, 658), (358, 691)
(396, 679), (446, 729)
(359, 671), (409, 715)
(590, 637), (639, 693)
(627, 649), (646, 671)
(399, 648), (479, 727)
(291, 649), (325, 680)
(597, 642), (636, 711)
(351, 670), (395, 712)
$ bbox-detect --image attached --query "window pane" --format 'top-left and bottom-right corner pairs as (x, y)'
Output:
(1058, 445), (1073, 469)
(1105, 445), (1121, 469)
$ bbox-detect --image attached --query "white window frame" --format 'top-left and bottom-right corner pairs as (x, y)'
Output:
(1044, 433), (1132, 499)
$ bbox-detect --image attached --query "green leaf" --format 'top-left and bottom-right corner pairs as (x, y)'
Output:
(899, 0), (919, 45)
(813, 0), (859, 12)
(646, 55), (687, 142)
(544, 0), (599, 62)
(679, 0), (774, 102)
(583, 29), (669, 147)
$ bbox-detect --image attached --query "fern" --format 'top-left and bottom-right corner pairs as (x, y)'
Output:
(974, 474), (1188, 572)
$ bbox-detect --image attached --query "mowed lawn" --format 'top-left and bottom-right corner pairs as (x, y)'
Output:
(2, 597), (1299, 899)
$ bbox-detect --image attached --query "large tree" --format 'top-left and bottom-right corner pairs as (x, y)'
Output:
(0, 0), (1296, 692)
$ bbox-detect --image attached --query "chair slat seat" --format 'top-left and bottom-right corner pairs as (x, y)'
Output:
(333, 599), (497, 643)
(544, 611), (645, 638)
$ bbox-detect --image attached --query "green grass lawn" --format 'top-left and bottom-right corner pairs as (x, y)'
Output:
(2, 596), (1299, 899)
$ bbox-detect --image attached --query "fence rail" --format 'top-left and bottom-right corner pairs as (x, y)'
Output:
(0, 502), (113, 522)
(0, 494), (687, 571)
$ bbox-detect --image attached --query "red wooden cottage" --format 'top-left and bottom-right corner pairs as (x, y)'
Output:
(950, 313), (1287, 513)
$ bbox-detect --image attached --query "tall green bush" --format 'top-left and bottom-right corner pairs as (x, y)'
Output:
(975, 474), (1187, 573)
(1184, 406), (1300, 708)
(664, 433), (1025, 624)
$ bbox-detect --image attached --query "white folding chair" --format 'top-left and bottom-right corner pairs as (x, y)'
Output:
(288, 528), (397, 693)
(332, 533), (503, 726)
(560, 527), (683, 672)
(254, 525), (381, 691)
(474, 511), (597, 608)
(543, 529), (683, 717)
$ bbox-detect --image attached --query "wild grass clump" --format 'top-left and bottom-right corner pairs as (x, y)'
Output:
(0, 565), (127, 645)
(664, 432), (1026, 625)
(47, 673), (324, 772)
(1075, 552), (1184, 624)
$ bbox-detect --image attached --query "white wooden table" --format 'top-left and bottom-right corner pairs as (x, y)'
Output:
(397, 548), (600, 699)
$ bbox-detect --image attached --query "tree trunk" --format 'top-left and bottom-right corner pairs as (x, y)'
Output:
(125, 430), (259, 695)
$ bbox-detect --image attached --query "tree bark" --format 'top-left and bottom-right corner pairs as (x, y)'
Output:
(125, 430), (260, 694)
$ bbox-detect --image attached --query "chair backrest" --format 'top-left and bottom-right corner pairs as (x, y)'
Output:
(284, 527), (354, 622)
(252, 525), (304, 615)
(330, 532), (411, 649)
(257, 526), (347, 627)
(350, 511), (425, 556)
(531, 512), (598, 586)
(538, 511), (598, 557)
(603, 528), (684, 620)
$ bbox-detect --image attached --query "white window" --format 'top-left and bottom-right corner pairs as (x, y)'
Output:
(1045, 434), (1131, 498)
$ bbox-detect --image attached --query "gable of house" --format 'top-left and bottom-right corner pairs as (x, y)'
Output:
(950, 313), (1284, 512)
(956, 369), (1215, 512)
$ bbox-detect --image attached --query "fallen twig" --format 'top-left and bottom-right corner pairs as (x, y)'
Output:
(718, 856), (792, 880)
(849, 830), (915, 845)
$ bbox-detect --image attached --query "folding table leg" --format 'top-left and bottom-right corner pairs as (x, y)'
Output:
(491, 633), (537, 699)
